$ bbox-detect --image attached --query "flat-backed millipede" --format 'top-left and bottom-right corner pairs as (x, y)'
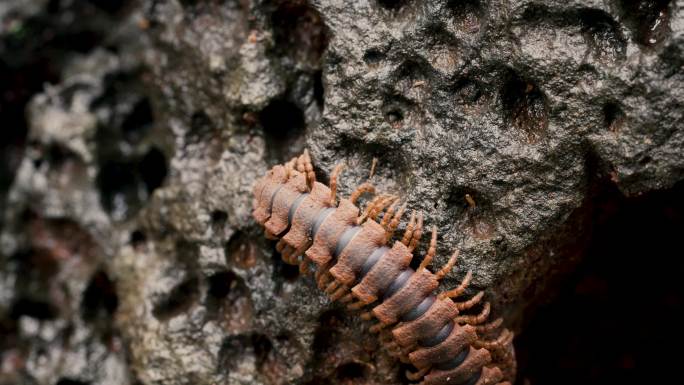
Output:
(252, 150), (516, 385)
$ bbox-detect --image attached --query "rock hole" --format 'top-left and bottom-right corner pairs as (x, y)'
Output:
(312, 309), (345, 353)
(152, 276), (199, 320)
(271, 0), (329, 66)
(453, 77), (484, 105)
(81, 270), (118, 321)
(271, 245), (300, 285)
(603, 102), (625, 132)
(445, 186), (482, 217)
(335, 362), (368, 380)
(363, 49), (385, 65)
(251, 333), (273, 364)
(205, 270), (250, 320)
(121, 98), (153, 143)
(55, 379), (90, 385)
(210, 210), (228, 232)
(207, 270), (245, 300)
(138, 147), (167, 194)
(617, 0), (672, 47)
(96, 161), (139, 220)
(259, 99), (306, 162)
(88, 0), (131, 15)
(313, 70), (325, 110)
(385, 109), (403, 124)
(377, 0), (409, 10)
(501, 71), (548, 143)
(381, 95), (413, 128)
(393, 58), (431, 84)
(639, 156), (652, 165)
(446, 0), (484, 22)
(130, 229), (147, 248)
(218, 333), (273, 373)
(577, 9), (626, 61)
(189, 110), (214, 143)
(517, 181), (684, 384)
(10, 298), (58, 320)
(224, 231), (257, 268)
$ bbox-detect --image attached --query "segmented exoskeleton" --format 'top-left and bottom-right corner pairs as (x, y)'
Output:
(252, 151), (516, 385)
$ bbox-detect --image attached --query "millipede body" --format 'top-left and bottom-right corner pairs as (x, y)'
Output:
(252, 151), (516, 385)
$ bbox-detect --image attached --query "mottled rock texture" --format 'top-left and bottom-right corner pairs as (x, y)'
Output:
(1, 0), (682, 385)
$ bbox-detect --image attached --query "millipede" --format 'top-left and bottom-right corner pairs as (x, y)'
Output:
(252, 150), (516, 385)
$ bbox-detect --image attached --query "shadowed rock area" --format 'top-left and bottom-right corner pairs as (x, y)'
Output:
(1, 1), (682, 385)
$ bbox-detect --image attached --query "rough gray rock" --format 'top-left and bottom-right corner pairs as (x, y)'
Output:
(1, 0), (682, 385)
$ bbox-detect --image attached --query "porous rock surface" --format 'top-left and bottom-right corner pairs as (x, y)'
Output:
(1, 1), (682, 385)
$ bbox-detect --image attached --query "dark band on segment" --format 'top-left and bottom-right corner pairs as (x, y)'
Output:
(268, 185), (284, 214)
(333, 226), (362, 259)
(310, 207), (335, 239)
(435, 346), (470, 370)
(359, 246), (388, 280)
(287, 193), (308, 226)
(420, 320), (454, 347)
(383, 269), (413, 300)
(401, 295), (435, 322)
(463, 369), (482, 385)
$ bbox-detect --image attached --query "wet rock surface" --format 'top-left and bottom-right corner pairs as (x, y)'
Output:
(1, 1), (682, 385)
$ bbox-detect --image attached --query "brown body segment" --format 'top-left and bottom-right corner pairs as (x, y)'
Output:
(252, 152), (516, 385)
(351, 241), (413, 304)
(305, 198), (359, 267)
(329, 219), (386, 286)
(281, 182), (331, 253)
(392, 297), (460, 348)
(372, 269), (439, 324)
(420, 348), (492, 385)
(409, 324), (478, 369)
(264, 173), (308, 237)
(252, 165), (288, 224)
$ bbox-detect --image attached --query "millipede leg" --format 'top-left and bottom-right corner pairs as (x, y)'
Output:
(370, 196), (397, 221)
(379, 330), (394, 344)
(369, 321), (389, 333)
(406, 366), (430, 381)
(368, 157), (378, 178)
(401, 210), (417, 246)
(285, 247), (299, 265)
(473, 317), (503, 334)
(455, 302), (491, 325)
(474, 329), (514, 351)
(418, 226), (438, 271)
(339, 293), (354, 304)
(298, 259), (311, 275)
(315, 266), (332, 289)
(284, 156), (298, 178)
(350, 182), (376, 204)
(358, 194), (392, 224)
(407, 212), (424, 252)
(279, 244), (295, 264)
(329, 285), (349, 302)
(455, 291), (484, 311)
(439, 270), (473, 299)
(435, 249), (459, 280)
(324, 280), (341, 294)
(346, 300), (366, 310)
(329, 163), (345, 205)
(275, 239), (287, 253)
(380, 200), (399, 227)
(299, 149), (316, 188)
(384, 202), (407, 239)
